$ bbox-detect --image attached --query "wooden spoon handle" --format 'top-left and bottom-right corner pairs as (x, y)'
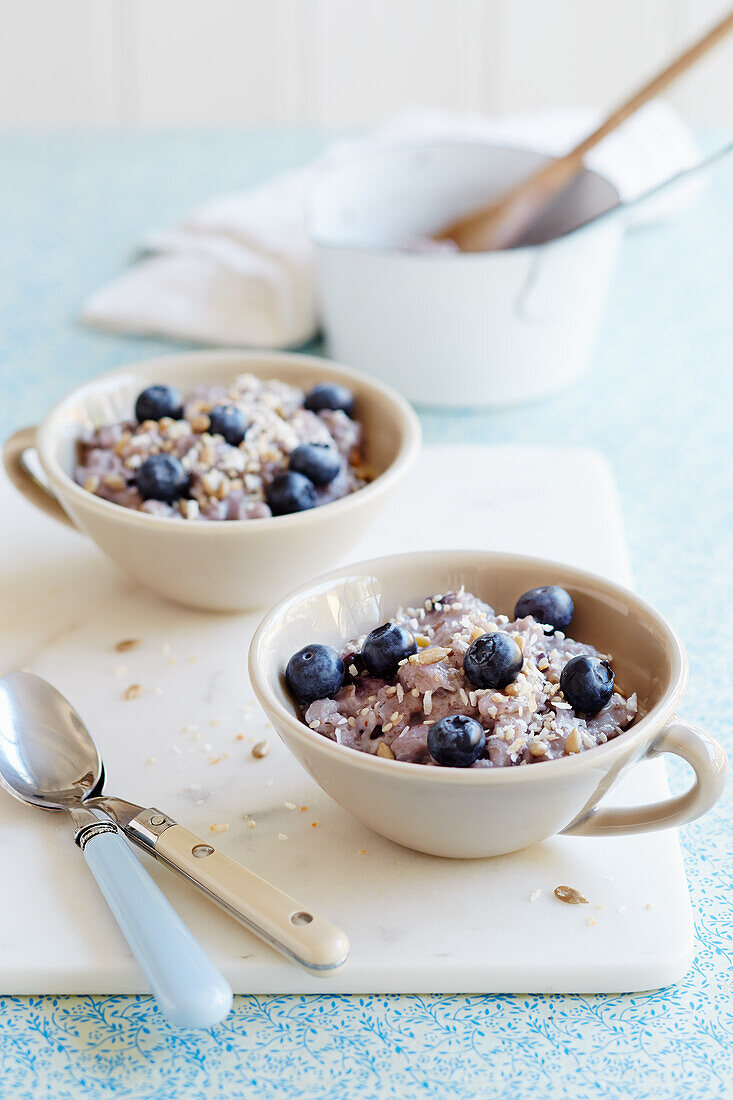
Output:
(569, 8), (733, 163)
(440, 8), (733, 252)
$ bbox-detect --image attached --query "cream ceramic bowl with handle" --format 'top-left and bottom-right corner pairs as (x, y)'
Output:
(308, 142), (623, 408)
(3, 351), (421, 612)
(249, 550), (727, 859)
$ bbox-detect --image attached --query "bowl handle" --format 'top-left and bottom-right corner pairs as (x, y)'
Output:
(562, 718), (728, 837)
(3, 426), (76, 529)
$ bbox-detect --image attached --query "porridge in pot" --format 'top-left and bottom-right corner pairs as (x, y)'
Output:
(75, 376), (369, 520)
(285, 585), (637, 768)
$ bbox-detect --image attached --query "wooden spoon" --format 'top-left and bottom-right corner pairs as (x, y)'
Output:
(435, 9), (733, 252)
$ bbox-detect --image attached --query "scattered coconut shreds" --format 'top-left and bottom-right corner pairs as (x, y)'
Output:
(529, 889), (542, 903)
(554, 885), (589, 905)
(115, 638), (141, 653)
(587, 917), (598, 927)
(124, 684), (142, 700)
(113, 666), (127, 677)
(252, 740), (269, 759)
(284, 802), (296, 810)
(248, 820), (257, 829)
(617, 905), (628, 914)
(210, 823), (229, 833)
(278, 833), (288, 841)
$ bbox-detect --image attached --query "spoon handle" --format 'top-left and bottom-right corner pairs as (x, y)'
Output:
(77, 821), (232, 1028)
(126, 809), (349, 974)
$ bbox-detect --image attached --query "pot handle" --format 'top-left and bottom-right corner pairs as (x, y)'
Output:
(3, 426), (76, 528)
(562, 718), (727, 837)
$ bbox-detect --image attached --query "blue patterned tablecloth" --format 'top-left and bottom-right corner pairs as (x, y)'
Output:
(0, 131), (731, 1099)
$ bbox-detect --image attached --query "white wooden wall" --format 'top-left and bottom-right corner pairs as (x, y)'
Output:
(1, 0), (731, 130)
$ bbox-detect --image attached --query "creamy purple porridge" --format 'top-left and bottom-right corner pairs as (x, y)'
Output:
(74, 375), (368, 521)
(285, 585), (637, 768)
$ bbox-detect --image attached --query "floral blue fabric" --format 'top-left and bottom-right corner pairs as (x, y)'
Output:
(0, 132), (730, 1099)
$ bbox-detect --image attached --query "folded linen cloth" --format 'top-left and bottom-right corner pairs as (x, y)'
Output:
(82, 102), (700, 350)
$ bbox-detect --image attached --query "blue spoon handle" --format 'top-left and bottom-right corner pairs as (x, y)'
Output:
(81, 827), (232, 1028)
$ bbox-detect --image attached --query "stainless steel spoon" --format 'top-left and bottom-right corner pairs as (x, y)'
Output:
(1, 671), (348, 974)
(0, 670), (232, 1028)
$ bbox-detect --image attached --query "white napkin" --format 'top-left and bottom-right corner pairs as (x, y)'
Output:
(82, 102), (700, 350)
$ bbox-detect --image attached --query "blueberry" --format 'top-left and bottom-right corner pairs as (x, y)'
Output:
(266, 471), (317, 516)
(135, 384), (184, 423)
(286, 644), (345, 704)
(304, 383), (355, 418)
(428, 714), (486, 768)
(560, 655), (614, 716)
(361, 622), (417, 680)
(464, 631), (523, 689)
(208, 405), (248, 446)
(136, 454), (189, 503)
(514, 585), (574, 634)
(289, 442), (341, 486)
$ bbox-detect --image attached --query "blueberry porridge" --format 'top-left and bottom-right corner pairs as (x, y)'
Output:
(285, 585), (637, 768)
(75, 377), (369, 520)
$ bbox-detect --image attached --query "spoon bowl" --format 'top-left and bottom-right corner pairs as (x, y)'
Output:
(0, 671), (102, 810)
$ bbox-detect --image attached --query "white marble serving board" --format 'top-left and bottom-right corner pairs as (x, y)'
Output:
(0, 444), (692, 994)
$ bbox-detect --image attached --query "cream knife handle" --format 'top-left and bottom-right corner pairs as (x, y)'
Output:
(127, 811), (349, 974)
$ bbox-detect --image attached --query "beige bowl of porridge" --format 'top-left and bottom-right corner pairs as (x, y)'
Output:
(3, 351), (420, 611)
(250, 550), (727, 858)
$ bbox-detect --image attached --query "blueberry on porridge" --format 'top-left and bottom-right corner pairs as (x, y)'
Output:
(207, 405), (249, 446)
(362, 622), (418, 679)
(428, 715), (486, 768)
(289, 442), (342, 486)
(513, 585), (574, 634)
(135, 384), (184, 423)
(136, 454), (189, 503)
(286, 644), (346, 704)
(289, 586), (638, 768)
(463, 632), (523, 689)
(266, 471), (317, 516)
(303, 382), (355, 417)
(74, 375), (369, 521)
(559, 655), (615, 715)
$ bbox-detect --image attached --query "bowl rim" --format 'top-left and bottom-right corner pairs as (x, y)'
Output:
(249, 549), (688, 785)
(305, 138), (621, 256)
(35, 349), (422, 534)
